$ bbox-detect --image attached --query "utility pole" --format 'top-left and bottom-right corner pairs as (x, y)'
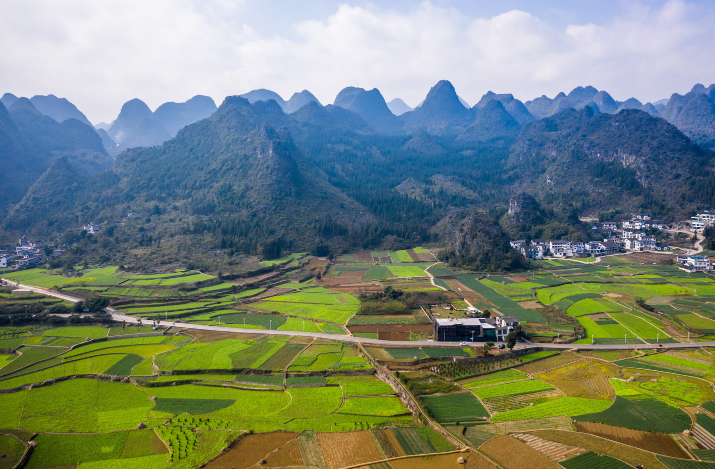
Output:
(592, 333), (594, 344)
(219, 316), (221, 325)
(625, 333), (627, 344)
(270, 319), (272, 330)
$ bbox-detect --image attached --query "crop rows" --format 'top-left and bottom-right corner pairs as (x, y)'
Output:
(472, 379), (554, 399)
(481, 389), (563, 414)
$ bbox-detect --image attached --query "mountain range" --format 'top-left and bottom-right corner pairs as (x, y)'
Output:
(2, 79), (715, 264)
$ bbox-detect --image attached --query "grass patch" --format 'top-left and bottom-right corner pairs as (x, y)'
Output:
(153, 398), (236, 415)
(574, 396), (691, 433)
(472, 379), (554, 399)
(421, 392), (489, 424)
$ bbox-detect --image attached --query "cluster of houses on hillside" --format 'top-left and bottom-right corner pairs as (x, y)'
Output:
(691, 212), (715, 232)
(0, 236), (59, 270)
(509, 213), (672, 260)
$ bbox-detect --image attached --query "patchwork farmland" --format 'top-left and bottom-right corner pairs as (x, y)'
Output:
(4, 250), (715, 467)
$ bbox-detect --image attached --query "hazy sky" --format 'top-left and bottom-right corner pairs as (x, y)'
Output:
(1, 0), (714, 124)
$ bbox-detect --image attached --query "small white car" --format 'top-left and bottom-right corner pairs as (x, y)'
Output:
(459, 342), (468, 346)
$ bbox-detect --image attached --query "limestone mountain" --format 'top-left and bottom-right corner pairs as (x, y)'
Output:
(1, 93), (18, 109)
(333, 87), (402, 133)
(152, 95), (217, 137)
(437, 210), (529, 271)
(457, 100), (520, 143)
(506, 106), (715, 214)
(399, 80), (475, 135)
(8, 98), (111, 175)
(662, 84), (715, 148)
(525, 86), (657, 119)
(0, 101), (46, 212)
(473, 92), (534, 126)
(240, 89), (287, 108)
(284, 90), (321, 114)
(105, 98), (171, 155)
(386, 98), (413, 116)
(5, 96), (372, 250)
(29, 94), (92, 126)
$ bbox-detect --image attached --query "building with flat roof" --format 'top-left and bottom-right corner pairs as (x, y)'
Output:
(433, 316), (520, 342)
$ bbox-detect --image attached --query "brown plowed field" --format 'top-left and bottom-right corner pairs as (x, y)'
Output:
(417, 253), (436, 261)
(574, 422), (691, 458)
(184, 330), (263, 343)
(389, 453), (470, 469)
(259, 438), (304, 467)
(443, 280), (491, 305)
(231, 271), (280, 286)
(348, 324), (433, 334)
(317, 431), (384, 469)
(480, 435), (562, 469)
(620, 252), (677, 265)
(206, 432), (299, 468)
(531, 429), (669, 469)
(406, 249), (421, 262)
(356, 251), (374, 262)
(375, 256), (392, 263)
(337, 270), (367, 278)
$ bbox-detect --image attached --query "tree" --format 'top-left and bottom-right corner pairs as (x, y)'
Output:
(315, 270), (322, 281)
(482, 342), (494, 357)
(481, 309), (491, 319)
(506, 331), (518, 350)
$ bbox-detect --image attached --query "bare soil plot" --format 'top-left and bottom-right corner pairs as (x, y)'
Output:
(348, 324), (433, 335)
(530, 429), (668, 469)
(389, 453), (470, 469)
(465, 452), (501, 468)
(338, 271), (366, 278)
(184, 330), (262, 343)
(383, 428), (407, 457)
(205, 432), (298, 468)
(406, 249), (421, 262)
(356, 251), (374, 262)
(537, 359), (618, 400)
(480, 435), (562, 469)
(511, 433), (587, 462)
(416, 253), (436, 262)
(620, 252), (677, 265)
(317, 431), (384, 469)
(260, 438), (304, 467)
(374, 257), (392, 263)
(574, 422), (690, 458)
(443, 280), (492, 305)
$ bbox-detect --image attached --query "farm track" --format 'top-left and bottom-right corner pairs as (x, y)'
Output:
(511, 432), (587, 462)
(8, 279), (715, 351)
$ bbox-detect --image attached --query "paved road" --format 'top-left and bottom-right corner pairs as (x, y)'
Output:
(6, 279), (715, 350)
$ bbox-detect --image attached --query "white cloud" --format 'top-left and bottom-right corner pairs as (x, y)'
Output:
(0, 0), (713, 123)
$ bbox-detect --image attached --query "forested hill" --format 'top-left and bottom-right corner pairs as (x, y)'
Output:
(5, 96), (373, 255)
(506, 107), (715, 216)
(3, 84), (715, 265)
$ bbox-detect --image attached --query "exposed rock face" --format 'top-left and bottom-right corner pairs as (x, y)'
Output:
(438, 211), (529, 271)
(507, 193), (545, 227)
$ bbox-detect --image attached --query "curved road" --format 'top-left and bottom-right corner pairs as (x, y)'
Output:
(5, 279), (715, 351)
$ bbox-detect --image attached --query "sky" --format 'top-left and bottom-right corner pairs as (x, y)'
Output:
(1, 0), (714, 124)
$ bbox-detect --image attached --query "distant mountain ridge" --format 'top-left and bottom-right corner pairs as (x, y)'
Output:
(387, 98), (412, 116)
(104, 96), (216, 155)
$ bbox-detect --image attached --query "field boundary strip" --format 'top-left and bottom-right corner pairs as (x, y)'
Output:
(336, 449), (468, 469)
